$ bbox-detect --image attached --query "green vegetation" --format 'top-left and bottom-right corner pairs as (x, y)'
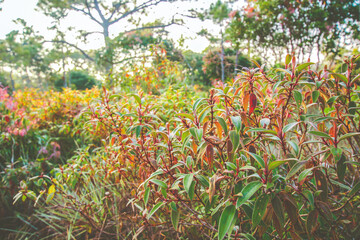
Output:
(1, 0), (360, 239)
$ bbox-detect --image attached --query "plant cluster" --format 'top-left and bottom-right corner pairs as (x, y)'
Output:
(18, 54), (360, 239)
(0, 87), (100, 235)
(117, 45), (187, 94)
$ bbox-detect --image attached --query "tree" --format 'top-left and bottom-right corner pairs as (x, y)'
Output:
(0, 19), (49, 89)
(202, 47), (251, 83)
(54, 70), (97, 90)
(37, 0), (180, 85)
(227, 0), (360, 63)
(197, 0), (231, 82)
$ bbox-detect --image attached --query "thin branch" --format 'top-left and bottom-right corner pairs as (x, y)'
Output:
(70, 5), (102, 26)
(107, 1), (126, 21)
(44, 40), (94, 62)
(109, 0), (165, 25)
(93, 0), (107, 23)
(123, 20), (177, 35)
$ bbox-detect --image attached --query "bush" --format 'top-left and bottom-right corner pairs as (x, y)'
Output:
(0, 87), (100, 237)
(12, 54), (360, 239)
(55, 71), (98, 91)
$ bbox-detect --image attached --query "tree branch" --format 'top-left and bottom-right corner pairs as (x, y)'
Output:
(93, 0), (107, 23)
(44, 40), (94, 62)
(109, 0), (166, 25)
(70, 5), (102, 26)
(123, 19), (178, 35)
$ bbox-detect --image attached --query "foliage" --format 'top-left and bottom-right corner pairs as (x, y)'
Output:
(12, 54), (360, 239)
(10, 85), (199, 239)
(202, 47), (251, 83)
(36, 0), (181, 82)
(227, 0), (360, 61)
(0, 86), (100, 236)
(116, 45), (187, 94)
(55, 70), (98, 91)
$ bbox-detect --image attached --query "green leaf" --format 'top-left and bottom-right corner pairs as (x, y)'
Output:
(349, 101), (357, 115)
(144, 186), (150, 206)
(288, 140), (299, 156)
(183, 174), (194, 195)
(218, 205), (236, 240)
(327, 96), (338, 107)
(268, 160), (290, 171)
(130, 94), (141, 105)
(276, 68), (292, 76)
(331, 147), (342, 162)
(252, 193), (270, 228)
(293, 90), (303, 107)
(147, 202), (165, 220)
(171, 206), (180, 230)
(135, 125), (143, 138)
(338, 132), (360, 142)
(331, 73), (348, 84)
(177, 113), (195, 122)
(231, 116), (242, 133)
(189, 127), (197, 140)
(236, 181), (262, 208)
(349, 181), (360, 196)
(285, 54), (291, 65)
(286, 161), (306, 180)
(188, 181), (196, 200)
(216, 116), (228, 135)
(312, 90), (320, 103)
(247, 128), (277, 135)
(298, 168), (313, 183)
(309, 131), (332, 140)
(225, 162), (237, 171)
(196, 175), (209, 188)
(150, 179), (167, 189)
(229, 130), (240, 151)
(296, 62), (314, 72)
(247, 152), (265, 168)
(283, 122), (300, 133)
(193, 98), (206, 112)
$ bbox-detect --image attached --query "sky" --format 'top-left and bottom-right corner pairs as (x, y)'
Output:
(0, 0), (242, 53)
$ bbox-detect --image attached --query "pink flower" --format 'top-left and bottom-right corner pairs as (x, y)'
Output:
(38, 147), (48, 155)
(49, 151), (61, 159)
(229, 10), (238, 19)
(19, 129), (27, 137)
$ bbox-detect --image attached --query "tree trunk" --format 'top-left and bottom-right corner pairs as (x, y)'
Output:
(220, 31), (225, 83)
(26, 69), (31, 87)
(10, 70), (15, 93)
(103, 23), (114, 86)
(37, 72), (42, 90)
(234, 49), (239, 76)
(62, 56), (67, 88)
(68, 72), (72, 88)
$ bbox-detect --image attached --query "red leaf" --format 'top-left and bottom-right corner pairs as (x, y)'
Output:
(329, 121), (336, 138)
(206, 144), (214, 170)
(243, 92), (250, 112)
(249, 93), (257, 115)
